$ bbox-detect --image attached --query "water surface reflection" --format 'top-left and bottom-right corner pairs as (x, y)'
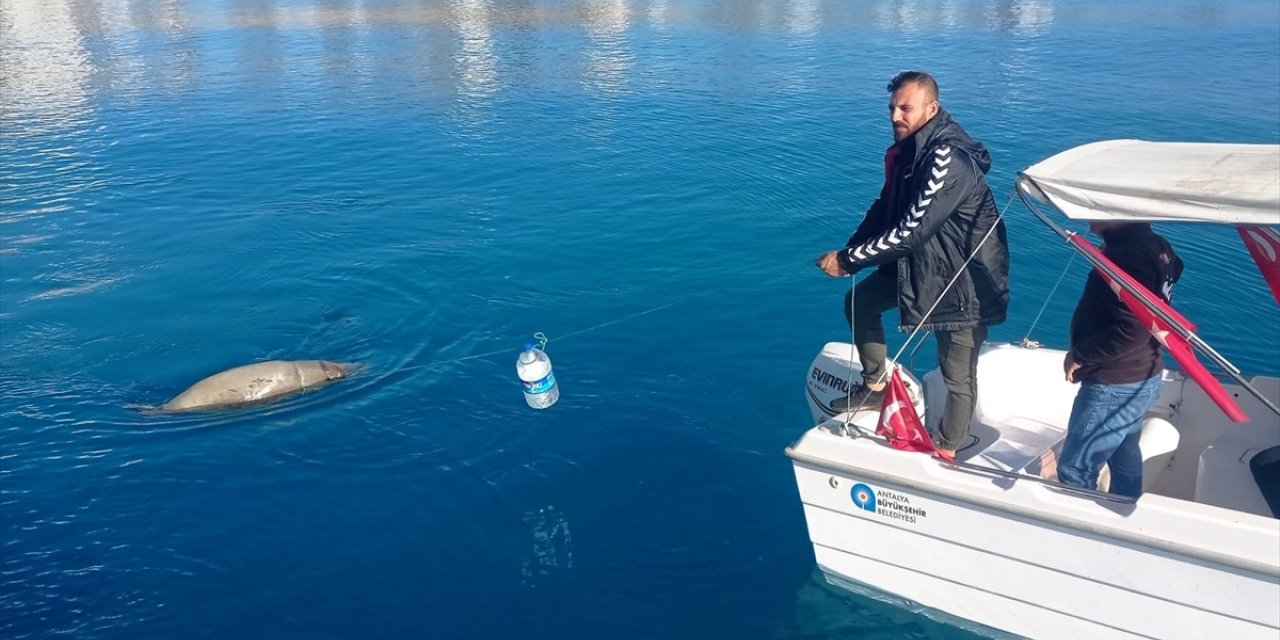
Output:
(5, 0), (1268, 130)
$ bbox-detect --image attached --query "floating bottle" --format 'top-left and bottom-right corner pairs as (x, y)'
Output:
(516, 343), (559, 409)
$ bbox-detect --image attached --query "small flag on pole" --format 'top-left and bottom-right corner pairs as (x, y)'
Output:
(876, 370), (938, 454)
(1238, 226), (1280, 307)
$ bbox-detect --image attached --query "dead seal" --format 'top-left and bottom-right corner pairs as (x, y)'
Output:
(162, 359), (348, 412)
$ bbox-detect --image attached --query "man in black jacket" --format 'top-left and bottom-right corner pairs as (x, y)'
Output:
(817, 71), (1010, 459)
(1059, 222), (1183, 497)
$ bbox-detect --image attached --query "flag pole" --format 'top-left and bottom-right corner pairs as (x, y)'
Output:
(1017, 176), (1280, 419)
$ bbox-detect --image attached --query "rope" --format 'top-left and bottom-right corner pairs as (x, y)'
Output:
(908, 329), (933, 369)
(545, 299), (683, 342)
(395, 299), (686, 375)
(1020, 252), (1076, 348)
(839, 191), (1017, 433)
(840, 277), (859, 437)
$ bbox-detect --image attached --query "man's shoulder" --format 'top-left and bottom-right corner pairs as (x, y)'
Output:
(1110, 228), (1174, 254)
(1104, 235), (1169, 282)
(915, 139), (977, 167)
(918, 137), (989, 174)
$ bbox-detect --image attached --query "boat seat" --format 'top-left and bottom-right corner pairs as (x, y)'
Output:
(1096, 416), (1181, 493)
(1027, 416), (1179, 489)
(1195, 435), (1273, 517)
(935, 344), (1080, 471)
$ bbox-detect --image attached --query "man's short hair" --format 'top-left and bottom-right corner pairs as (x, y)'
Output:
(887, 71), (939, 101)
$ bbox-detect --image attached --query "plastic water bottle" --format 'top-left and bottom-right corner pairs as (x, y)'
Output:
(517, 344), (559, 409)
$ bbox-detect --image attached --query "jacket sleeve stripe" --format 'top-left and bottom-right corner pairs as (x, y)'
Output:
(843, 145), (952, 266)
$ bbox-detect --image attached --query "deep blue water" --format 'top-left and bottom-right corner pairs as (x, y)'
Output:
(2, 1), (1278, 638)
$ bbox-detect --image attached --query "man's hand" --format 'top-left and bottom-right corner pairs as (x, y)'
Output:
(1063, 352), (1082, 383)
(816, 251), (849, 277)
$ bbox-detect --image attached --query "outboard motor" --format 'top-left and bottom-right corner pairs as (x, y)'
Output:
(805, 342), (927, 431)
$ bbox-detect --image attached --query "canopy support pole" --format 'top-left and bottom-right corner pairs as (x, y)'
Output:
(1017, 175), (1280, 419)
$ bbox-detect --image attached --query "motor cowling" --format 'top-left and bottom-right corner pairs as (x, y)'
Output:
(805, 342), (926, 430)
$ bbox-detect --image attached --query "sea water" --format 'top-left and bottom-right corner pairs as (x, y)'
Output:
(2, 1), (1278, 638)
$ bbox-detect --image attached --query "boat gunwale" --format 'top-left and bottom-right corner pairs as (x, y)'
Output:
(786, 440), (1280, 579)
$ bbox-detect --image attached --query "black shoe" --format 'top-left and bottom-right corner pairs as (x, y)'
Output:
(831, 383), (886, 413)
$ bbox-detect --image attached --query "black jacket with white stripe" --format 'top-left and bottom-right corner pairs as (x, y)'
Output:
(838, 109), (1010, 331)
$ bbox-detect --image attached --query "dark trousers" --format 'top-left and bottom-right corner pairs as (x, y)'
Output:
(844, 268), (986, 450)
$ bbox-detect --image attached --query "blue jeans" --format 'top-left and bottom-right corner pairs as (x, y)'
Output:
(1058, 375), (1162, 498)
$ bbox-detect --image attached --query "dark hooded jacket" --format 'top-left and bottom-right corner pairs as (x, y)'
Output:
(1068, 223), (1183, 385)
(838, 109), (1010, 331)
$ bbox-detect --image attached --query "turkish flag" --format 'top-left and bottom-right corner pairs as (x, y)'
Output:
(876, 369), (938, 453)
(1070, 235), (1248, 423)
(1238, 226), (1280, 307)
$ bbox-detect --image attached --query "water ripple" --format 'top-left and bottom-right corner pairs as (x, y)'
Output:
(2, 2), (1277, 639)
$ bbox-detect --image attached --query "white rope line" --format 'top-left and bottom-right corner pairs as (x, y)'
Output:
(841, 276), (860, 436)
(396, 299), (685, 375)
(551, 299), (683, 341)
(1021, 252), (1076, 347)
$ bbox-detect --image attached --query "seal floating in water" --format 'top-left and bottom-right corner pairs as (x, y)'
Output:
(162, 360), (348, 412)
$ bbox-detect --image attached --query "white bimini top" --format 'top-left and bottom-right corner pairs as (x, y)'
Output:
(1018, 140), (1280, 225)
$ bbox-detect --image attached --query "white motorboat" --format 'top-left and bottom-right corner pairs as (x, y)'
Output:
(788, 141), (1280, 639)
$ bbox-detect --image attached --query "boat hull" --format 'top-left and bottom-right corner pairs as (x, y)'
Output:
(789, 437), (1280, 639)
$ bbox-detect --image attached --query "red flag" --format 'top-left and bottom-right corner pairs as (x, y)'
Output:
(876, 369), (937, 453)
(1070, 235), (1248, 423)
(1238, 226), (1280, 307)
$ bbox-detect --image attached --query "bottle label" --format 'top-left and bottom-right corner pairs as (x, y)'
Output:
(523, 372), (556, 395)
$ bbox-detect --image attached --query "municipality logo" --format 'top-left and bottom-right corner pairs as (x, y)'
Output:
(851, 483), (877, 512)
